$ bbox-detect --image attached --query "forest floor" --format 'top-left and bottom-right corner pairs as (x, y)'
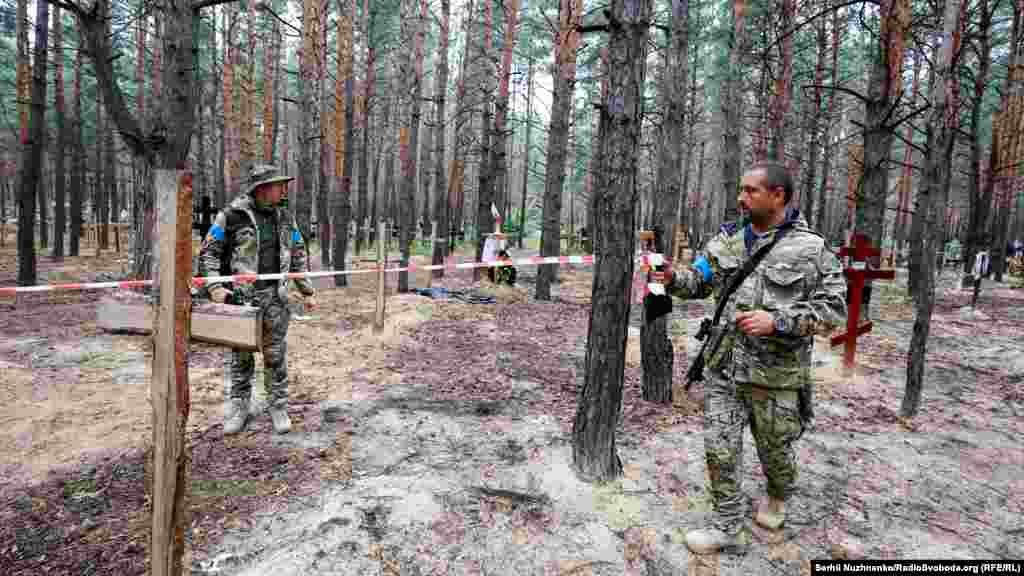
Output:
(1, 242), (1022, 575)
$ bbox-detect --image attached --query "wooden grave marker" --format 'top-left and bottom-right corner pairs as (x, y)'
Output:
(829, 232), (896, 370)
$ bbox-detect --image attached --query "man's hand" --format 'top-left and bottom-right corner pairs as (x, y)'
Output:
(210, 286), (233, 304)
(735, 310), (775, 336)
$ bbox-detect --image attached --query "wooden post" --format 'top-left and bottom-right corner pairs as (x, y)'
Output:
(150, 169), (192, 576)
(427, 220), (437, 288)
(375, 220), (386, 332)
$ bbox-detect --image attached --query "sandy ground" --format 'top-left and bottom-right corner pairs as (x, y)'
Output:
(1, 245), (1023, 575)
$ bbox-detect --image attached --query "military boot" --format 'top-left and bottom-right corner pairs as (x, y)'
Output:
(755, 496), (786, 530)
(269, 405), (292, 434)
(223, 398), (251, 435)
(685, 527), (747, 555)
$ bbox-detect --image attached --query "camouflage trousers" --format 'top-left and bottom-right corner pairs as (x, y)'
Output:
(226, 287), (291, 408)
(703, 371), (804, 533)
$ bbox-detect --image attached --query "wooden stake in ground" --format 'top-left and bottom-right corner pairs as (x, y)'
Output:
(150, 169), (192, 576)
(375, 220), (386, 332)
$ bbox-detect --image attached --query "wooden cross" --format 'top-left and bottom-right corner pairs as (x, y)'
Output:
(829, 232), (895, 370)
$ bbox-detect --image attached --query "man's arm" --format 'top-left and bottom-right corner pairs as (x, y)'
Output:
(198, 210), (231, 294)
(773, 245), (847, 337)
(288, 220), (315, 296)
(663, 255), (715, 301)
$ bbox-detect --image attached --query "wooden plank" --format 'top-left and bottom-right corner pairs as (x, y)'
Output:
(97, 293), (262, 351)
(830, 321), (874, 347)
(150, 169), (192, 576)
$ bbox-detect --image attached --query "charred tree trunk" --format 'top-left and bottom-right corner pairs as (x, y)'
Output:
(573, 0), (651, 483)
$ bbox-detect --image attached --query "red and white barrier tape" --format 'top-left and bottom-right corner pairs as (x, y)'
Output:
(0, 253), (669, 296)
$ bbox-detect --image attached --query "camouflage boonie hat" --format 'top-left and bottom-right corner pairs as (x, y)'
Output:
(246, 164), (294, 196)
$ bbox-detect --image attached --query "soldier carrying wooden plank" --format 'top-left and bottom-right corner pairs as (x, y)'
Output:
(197, 165), (317, 435)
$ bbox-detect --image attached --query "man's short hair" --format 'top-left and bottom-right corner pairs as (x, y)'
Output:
(748, 161), (794, 205)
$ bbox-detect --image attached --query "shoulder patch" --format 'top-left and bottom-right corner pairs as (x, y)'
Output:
(292, 229), (302, 243)
(720, 221), (739, 235)
(208, 224), (225, 241)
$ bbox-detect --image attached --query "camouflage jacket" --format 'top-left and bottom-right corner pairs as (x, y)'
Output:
(197, 194), (314, 304)
(667, 209), (846, 389)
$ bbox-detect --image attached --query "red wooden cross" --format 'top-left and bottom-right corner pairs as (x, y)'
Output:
(830, 232), (896, 369)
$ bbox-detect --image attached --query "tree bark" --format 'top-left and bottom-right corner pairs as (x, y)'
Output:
(897, 49), (922, 265)
(902, 0), (961, 418)
(536, 0), (582, 300)
(52, 6), (66, 261)
(573, 0), (652, 483)
(963, 3), (992, 276)
(298, 0), (322, 242)
(449, 0), (476, 246)
(333, 0), (355, 288)
(488, 0), (521, 253)
(473, 0), (496, 279)
(70, 30), (83, 257)
(397, 0), (426, 292)
(641, 0), (688, 404)
(518, 57), (533, 250)
(18, 0), (49, 285)
(720, 0), (746, 223)
(431, 0), (452, 274)
(356, 0), (375, 253)
(858, 0), (909, 311)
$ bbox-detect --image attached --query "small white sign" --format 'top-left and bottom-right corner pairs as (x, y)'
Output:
(852, 261), (866, 270)
(648, 283), (665, 296)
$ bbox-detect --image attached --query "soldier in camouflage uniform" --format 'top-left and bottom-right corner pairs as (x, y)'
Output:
(654, 162), (846, 554)
(198, 165), (316, 435)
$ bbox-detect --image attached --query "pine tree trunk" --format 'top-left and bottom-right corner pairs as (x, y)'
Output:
(573, 0), (652, 483)
(397, 0), (426, 292)
(488, 0), (520, 249)
(720, 0), (746, 223)
(473, 0), (496, 279)
(18, 0), (48, 285)
(858, 0), (909, 311)
(641, 0), (688, 404)
(263, 11), (277, 163)
(333, 0), (355, 287)
(518, 57), (533, 250)
(70, 33), (83, 257)
(449, 0), (475, 247)
(431, 0), (452, 273)
(52, 6), (66, 261)
(298, 0), (322, 242)
(319, 10), (332, 271)
(963, 5), (992, 276)
(897, 50), (922, 264)
(903, 0), (961, 419)
(357, 0), (375, 254)
(536, 0), (582, 300)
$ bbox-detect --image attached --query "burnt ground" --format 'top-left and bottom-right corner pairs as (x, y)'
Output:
(1, 246), (1023, 575)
